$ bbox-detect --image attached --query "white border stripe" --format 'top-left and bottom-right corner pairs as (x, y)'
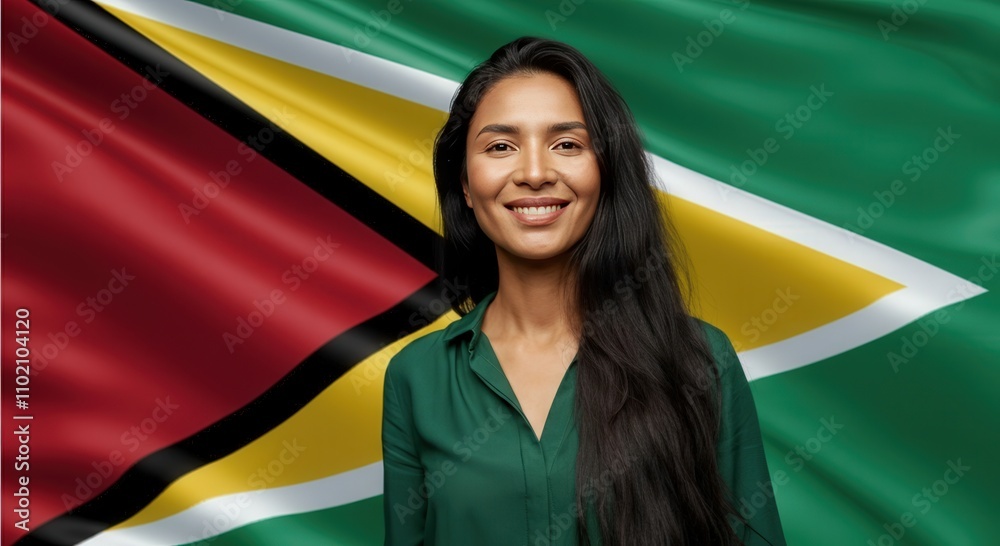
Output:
(649, 155), (964, 302)
(93, 0), (457, 111)
(647, 155), (985, 377)
(92, 0), (986, 380)
(79, 462), (383, 546)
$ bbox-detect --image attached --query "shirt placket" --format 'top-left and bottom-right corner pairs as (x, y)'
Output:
(468, 334), (575, 545)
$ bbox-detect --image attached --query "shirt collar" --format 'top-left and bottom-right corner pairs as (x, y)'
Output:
(441, 289), (498, 350)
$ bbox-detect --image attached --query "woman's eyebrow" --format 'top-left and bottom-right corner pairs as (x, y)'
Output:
(476, 123), (518, 138)
(475, 121), (588, 138)
(549, 121), (587, 133)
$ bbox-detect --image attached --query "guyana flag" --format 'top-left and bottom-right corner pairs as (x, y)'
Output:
(3, 0), (997, 544)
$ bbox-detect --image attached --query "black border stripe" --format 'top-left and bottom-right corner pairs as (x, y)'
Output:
(20, 278), (454, 545)
(18, 0), (447, 543)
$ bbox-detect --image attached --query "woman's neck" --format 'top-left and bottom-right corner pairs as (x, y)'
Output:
(483, 247), (580, 356)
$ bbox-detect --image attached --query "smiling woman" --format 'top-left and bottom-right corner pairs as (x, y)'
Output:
(381, 36), (787, 546)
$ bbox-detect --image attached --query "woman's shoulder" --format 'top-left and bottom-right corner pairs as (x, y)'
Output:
(689, 316), (738, 356)
(384, 327), (452, 385)
(688, 316), (748, 386)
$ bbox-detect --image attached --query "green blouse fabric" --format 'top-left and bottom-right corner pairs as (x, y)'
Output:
(382, 289), (786, 545)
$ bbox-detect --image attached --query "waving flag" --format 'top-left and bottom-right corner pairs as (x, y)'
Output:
(3, 1), (997, 545)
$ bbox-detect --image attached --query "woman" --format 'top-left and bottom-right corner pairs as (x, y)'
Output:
(382, 36), (786, 545)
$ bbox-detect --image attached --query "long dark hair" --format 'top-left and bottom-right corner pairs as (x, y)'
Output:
(433, 36), (756, 545)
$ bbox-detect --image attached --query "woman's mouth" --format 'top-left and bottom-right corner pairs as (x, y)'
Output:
(504, 203), (569, 225)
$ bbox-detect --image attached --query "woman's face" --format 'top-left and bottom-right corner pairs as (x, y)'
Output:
(463, 71), (600, 262)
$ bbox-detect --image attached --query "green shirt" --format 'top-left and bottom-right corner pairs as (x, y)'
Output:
(382, 289), (786, 545)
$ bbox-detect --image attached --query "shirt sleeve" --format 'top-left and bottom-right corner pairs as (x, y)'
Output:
(709, 325), (788, 546)
(382, 360), (426, 546)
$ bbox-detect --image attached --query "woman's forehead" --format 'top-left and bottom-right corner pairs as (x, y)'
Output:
(468, 74), (586, 135)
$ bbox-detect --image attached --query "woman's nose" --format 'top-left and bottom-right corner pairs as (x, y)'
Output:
(516, 145), (554, 187)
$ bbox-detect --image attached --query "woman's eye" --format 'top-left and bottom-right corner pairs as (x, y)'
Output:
(556, 141), (580, 150)
(487, 142), (511, 152)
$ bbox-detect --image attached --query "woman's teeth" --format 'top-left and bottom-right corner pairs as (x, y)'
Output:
(512, 204), (565, 215)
